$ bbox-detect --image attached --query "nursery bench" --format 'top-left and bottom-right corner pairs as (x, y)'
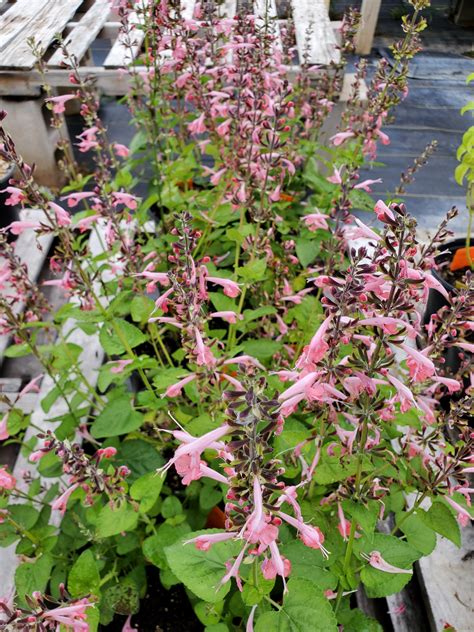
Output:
(0, 0), (358, 187)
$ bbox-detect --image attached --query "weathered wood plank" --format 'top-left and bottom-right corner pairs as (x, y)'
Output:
(356, 0), (381, 56)
(0, 223), (109, 592)
(290, 0), (339, 65)
(47, 0), (111, 68)
(0, 211), (54, 364)
(254, 0), (282, 50)
(0, 0), (54, 53)
(0, 0), (84, 69)
(103, 8), (145, 68)
(418, 528), (474, 632)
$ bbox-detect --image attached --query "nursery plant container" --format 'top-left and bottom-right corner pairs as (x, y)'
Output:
(423, 237), (472, 375)
(0, 158), (19, 232)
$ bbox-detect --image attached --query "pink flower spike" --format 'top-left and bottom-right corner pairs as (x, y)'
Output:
(185, 531), (235, 551)
(0, 186), (27, 206)
(330, 131), (355, 146)
(165, 373), (197, 397)
(363, 551), (412, 574)
(51, 482), (80, 514)
(45, 94), (76, 114)
(374, 200), (395, 222)
(400, 343), (436, 382)
(188, 113), (207, 135)
(4, 220), (41, 235)
(206, 276), (241, 297)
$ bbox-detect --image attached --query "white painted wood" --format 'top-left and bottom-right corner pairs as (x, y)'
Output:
(0, 393), (38, 414)
(418, 528), (474, 632)
(0, 223), (109, 592)
(181, 0), (196, 21)
(223, 0), (237, 18)
(0, 210), (53, 364)
(0, 0), (54, 53)
(0, 0), (84, 69)
(254, 0), (282, 51)
(356, 0), (381, 56)
(290, 0), (339, 65)
(47, 0), (111, 67)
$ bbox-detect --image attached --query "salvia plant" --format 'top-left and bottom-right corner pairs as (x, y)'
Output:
(0, 1), (472, 631)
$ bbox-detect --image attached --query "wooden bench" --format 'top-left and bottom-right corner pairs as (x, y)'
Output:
(0, 0), (348, 187)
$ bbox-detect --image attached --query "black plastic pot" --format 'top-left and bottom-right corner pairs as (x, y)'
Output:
(423, 238), (470, 375)
(0, 161), (19, 233)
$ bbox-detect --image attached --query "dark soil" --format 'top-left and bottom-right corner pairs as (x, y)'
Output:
(106, 566), (202, 632)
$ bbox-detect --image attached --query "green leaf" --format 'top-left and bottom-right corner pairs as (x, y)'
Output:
(314, 453), (358, 485)
(343, 500), (379, 536)
(161, 496), (183, 518)
(238, 259), (267, 282)
(280, 541), (337, 589)
(91, 396), (143, 438)
(4, 343), (31, 358)
(342, 609), (383, 632)
(418, 501), (461, 548)
(254, 578), (338, 632)
(15, 554), (53, 607)
(130, 472), (163, 513)
(143, 522), (191, 568)
(114, 439), (164, 482)
(9, 505), (39, 531)
(130, 295), (155, 323)
(295, 239), (319, 267)
(397, 513), (436, 556)
(96, 503), (138, 538)
(99, 319), (147, 355)
(165, 530), (241, 603)
(68, 549), (101, 597)
(357, 534), (420, 598)
(241, 339), (282, 362)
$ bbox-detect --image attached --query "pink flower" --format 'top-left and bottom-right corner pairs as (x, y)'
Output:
(359, 316), (417, 339)
(296, 316), (332, 369)
(0, 186), (26, 206)
(432, 376), (461, 394)
(344, 217), (380, 242)
(386, 374), (417, 412)
(210, 168), (227, 186)
(113, 143), (130, 158)
(0, 467), (16, 490)
(337, 503), (351, 540)
(165, 373), (197, 397)
(374, 200), (395, 222)
(96, 447), (117, 459)
(278, 372), (319, 403)
(45, 94), (76, 114)
(61, 191), (96, 208)
(51, 482), (79, 514)
(221, 544), (248, 591)
(188, 113), (207, 135)
(223, 355), (265, 370)
(185, 531), (235, 551)
(326, 167), (342, 184)
(112, 192), (138, 210)
(4, 220), (41, 235)
(362, 551), (412, 574)
(42, 598), (93, 630)
(303, 213), (329, 231)
(244, 478), (279, 548)
(0, 414), (9, 441)
(194, 328), (216, 367)
(50, 202), (71, 227)
(206, 276), (240, 297)
(110, 359), (133, 374)
(74, 214), (100, 232)
(401, 343), (436, 382)
(246, 605), (258, 632)
(122, 615), (137, 632)
(261, 542), (291, 585)
(210, 311), (242, 324)
(353, 178), (382, 192)
(330, 131), (355, 146)
(444, 496), (472, 527)
(457, 342), (474, 353)
(278, 511), (329, 558)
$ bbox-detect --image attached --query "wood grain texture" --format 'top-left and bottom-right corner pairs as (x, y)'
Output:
(356, 0), (382, 56)
(290, 0), (339, 65)
(47, 0), (111, 67)
(254, 0), (282, 50)
(103, 9), (145, 68)
(0, 0), (83, 69)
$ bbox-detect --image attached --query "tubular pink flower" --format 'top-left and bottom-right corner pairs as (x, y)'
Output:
(246, 605), (258, 632)
(223, 355), (265, 370)
(206, 276), (241, 297)
(51, 482), (80, 514)
(4, 220), (41, 235)
(344, 217), (381, 242)
(353, 178), (382, 192)
(423, 273), (450, 301)
(74, 214), (100, 231)
(210, 311), (242, 324)
(61, 191), (96, 208)
(386, 374), (418, 412)
(432, 376), (461, 394)
(363, 551), (412, 574)
(18, 374), (43, 396)
(113, 143), (130, 158)
(262, 541), (291, 590)
(400, 343), (436, 382)
(194, 327), (216, 367)
(303, 213), (329, 231)
(165, 373), (197, 397)
(296, 316), (332, 369)
(337, 503), (351, 540)
(326, 167), (342, 184)
(110, 359), (134, 374)
(457, 342), (474, 353)
(42, 599), (93, 629)
(444, 496), (472, 527)
(135, 271), (170, 286)
(0, 186), (26, 206)
(45, 94), (76, 114)
(374, 200), (395, 222)
(278, 372), (319, 402)
(278, 511), (329, 558)
(49, 202), (71, 227)
(221, 544), (248, 590)
(359, 316), (417, 339)
(185, 531), (236, 551)
(330, 131), (355, 146)
(112, 192), (138, 210)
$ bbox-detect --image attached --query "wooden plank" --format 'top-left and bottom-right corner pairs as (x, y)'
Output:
(0, 210), (54, 364)
(0, 0), (54, 53)
(0, 0), (84, 69)
(418, 527), (474, 632)
(0, 393), (38, 414)
(0, 223), (109, 592)
(254, 0), (282, 50)
(290, 0), (339, 65)
(356, 0), (381, 56)
(47, 0), (111, 68)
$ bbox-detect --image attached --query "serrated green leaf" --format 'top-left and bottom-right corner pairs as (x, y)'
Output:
(68, 549), (101, 597)
(418, 501), (461, 547)
(91, 396), (143, 438)
(397, 512), (436, 556)
(96, 503), (138, 538)
(15, 554), (53, 607)
(99, 319), (147, 355)
(130, 472), (163, 513)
